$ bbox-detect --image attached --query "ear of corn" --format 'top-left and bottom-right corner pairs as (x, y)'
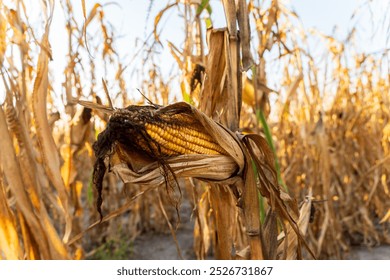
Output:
(105, 106), (228, 158)
(143, 122), (227, 156)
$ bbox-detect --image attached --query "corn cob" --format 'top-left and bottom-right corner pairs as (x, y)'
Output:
(102, 106), (227, 158)
(143, 122), (227, 156)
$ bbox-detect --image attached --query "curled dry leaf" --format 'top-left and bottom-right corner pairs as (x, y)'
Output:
(32, 19), (72, 244)
(153, 1), (179, 44)
(277, 190), (313, 259)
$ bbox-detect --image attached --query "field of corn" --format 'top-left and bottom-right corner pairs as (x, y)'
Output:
(0, 0), (389, 260)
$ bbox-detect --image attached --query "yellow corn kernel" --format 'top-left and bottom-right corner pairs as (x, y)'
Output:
(144, 123), (226, 155)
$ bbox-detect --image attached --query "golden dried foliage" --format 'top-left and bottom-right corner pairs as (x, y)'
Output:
(0, 0), (389, 260)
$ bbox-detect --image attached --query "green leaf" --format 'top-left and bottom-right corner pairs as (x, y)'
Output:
(251, 160), (266, 224)
(256, 108), (288, 192)
(196, 0), (212, 16)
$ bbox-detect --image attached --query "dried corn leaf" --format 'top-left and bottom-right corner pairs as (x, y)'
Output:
(31, 16), (72, 243)
(83, 3), (103, 28)
(277, 193), (313, 259)
(153, 1), (178, 44)
(77, 99), (114, 114)
(380, 209), (390, 224)
(0, 177), (23, 259)
(200, 29), (241, 130)
(0, 9), (6, 65)
(0, 107), (51, 259)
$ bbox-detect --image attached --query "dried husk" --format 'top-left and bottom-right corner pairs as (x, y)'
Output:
(102, 102), (245, 186)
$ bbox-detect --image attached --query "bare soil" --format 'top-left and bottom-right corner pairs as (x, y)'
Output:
(128, 202), (390, 260)
(129, 200), (196, 260)
(348, 245), (390, 260)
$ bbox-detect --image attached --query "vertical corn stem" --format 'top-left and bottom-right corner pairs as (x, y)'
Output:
(238, 173), (264, 259)
(237, 0), (253, 70)
(221, 0), (237, 36)
(222, 0), (266, 259)
(222, 0), (241, 131)
(209, 185), (234, 259)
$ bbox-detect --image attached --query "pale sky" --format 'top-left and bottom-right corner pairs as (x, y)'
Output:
(1, 0), (388, 105)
